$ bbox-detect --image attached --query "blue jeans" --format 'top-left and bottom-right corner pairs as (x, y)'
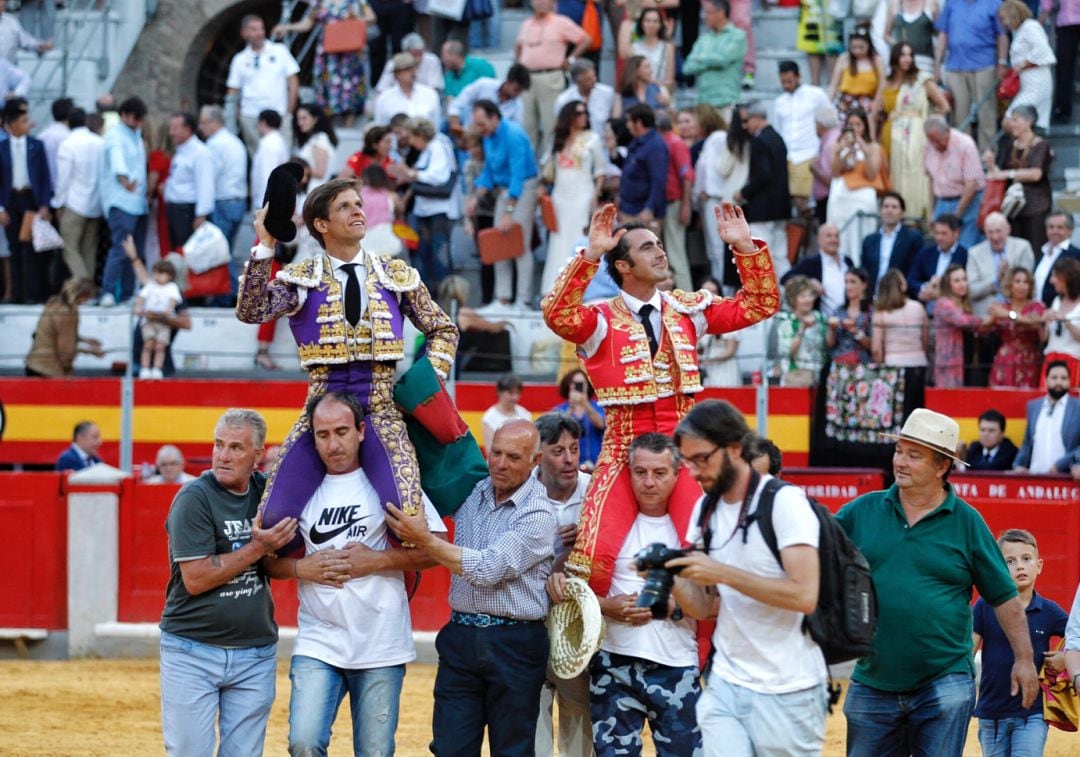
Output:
(432, 620), (549, 756)
(159, 630), (277, 757)
(977, 714), (1049, 757)
(934, 193), (985, 250)
(102, 207), (147, 302)
(411, 212), (453, 292)
(288, 655), (404, 757)
(211, 198), (247, 298)
(844, 673), (977, 757)
(697, 676), (828, 756)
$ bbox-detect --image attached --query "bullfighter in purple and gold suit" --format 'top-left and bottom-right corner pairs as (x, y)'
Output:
(237, 179), (458, 553)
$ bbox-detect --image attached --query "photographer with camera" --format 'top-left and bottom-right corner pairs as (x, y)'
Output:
(547, 433), (702, 756)
(668, 400), (828, 757)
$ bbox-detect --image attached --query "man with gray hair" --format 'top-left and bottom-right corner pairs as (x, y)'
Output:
(923, 114), (986, 249)
(810, 105), (840, 224)
(375, 32), (445, 95)
(198, 104), (249, 281)
(159, 408), (298, 756)
(146, 444), (196, 484)
(736, 102), (790, 278)
(553, 58), (615, 135)
(441, 38), (496, 100)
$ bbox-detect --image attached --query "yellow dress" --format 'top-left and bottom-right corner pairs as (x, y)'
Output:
(882, 73), (933, 220)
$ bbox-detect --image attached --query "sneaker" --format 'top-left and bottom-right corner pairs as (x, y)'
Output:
(98, 293), (116, 307)
(742, 72), (754, 91)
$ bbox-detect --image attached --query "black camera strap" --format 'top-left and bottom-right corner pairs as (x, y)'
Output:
(698, 470), (760, 555)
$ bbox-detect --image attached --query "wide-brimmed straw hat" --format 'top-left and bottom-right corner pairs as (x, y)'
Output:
(881, 408), (964, 463)
(547, 576), (605, 679)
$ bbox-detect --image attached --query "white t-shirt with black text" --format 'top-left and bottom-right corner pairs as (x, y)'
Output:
(685, 475), (826, 693)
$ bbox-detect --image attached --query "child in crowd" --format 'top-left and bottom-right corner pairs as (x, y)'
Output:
(972, 529), (1068, 756)
(135, 260), (182, 380)
(480, 372), (532, 451)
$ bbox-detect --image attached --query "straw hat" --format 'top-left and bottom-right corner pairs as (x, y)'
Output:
(547, 576), (605, 679)
(391, 51), (419, 73)
(881, 408), (964, 463)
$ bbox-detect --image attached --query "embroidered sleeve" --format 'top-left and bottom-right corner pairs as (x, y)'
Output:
(402, 279), (459, 379)
(541, 251), (601, 344)
(702, 240), (780, 334)
(235, 255), (300, 324)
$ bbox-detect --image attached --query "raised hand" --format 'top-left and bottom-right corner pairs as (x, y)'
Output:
(253, 205), (277, 249)
(586, 203), (626, 261)
(715, 201), (756, 254)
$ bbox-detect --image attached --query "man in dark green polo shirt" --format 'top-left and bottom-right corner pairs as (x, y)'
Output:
(835, 408), (1039, 757)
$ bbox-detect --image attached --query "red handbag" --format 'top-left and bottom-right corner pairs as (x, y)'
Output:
(997, 70), (1020, 101)
(977, 179), (1006, 231)
(322, 18), (367, 54)
(184, 264), (232, 299)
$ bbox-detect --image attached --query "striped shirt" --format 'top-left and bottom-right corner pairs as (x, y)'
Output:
(923, 128), (986, 199)
(449, 475), (555, 621)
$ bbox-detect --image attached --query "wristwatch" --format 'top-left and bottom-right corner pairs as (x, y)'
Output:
(1009, 310), (1018, 321)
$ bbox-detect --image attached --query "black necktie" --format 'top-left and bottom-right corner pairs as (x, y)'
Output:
(639, 303), (659, 357)
(983, 451), (992, 465)
(341, 263), (361, 327)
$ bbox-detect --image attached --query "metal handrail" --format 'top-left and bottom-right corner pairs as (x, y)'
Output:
(24, 0), (117, 103)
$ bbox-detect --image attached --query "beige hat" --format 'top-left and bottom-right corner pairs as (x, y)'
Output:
(881, 408), (964, 463)
(547, 576), (605, 679)
(391, 51), (419, 73)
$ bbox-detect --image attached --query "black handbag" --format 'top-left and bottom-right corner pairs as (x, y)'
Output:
(411, 170), (458, 199)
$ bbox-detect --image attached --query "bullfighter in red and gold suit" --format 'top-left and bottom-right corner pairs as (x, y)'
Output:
(541, 202), (780, 596)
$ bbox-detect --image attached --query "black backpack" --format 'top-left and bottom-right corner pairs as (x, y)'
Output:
(746, 478), (878, 667)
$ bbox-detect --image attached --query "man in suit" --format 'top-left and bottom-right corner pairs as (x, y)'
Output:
(967, 212), (1036, 317)
(964, 409), (1018, 471)
(781, 223), (853, 313)
(1034, 210), (1080, 307)
(862, 192), (924, 295)
(0, 97), (53, 304)
(907, 214), (967, 310)
(736, 101), (790, 278)
(1014, 361), (1080, 474)
(55, 420), (103, 471)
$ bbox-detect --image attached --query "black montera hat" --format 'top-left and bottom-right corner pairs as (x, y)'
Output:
(262, 162), (304, 243)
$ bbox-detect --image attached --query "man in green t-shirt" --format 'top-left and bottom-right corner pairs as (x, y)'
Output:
(835, 408), (1039, 757)
(159, 409), (298, 756)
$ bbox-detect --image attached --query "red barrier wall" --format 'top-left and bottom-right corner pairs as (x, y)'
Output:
(0, 473), (66, 629)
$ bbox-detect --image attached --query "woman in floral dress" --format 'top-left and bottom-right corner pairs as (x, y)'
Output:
(771, 275), (828, 387)
(989, 267), (1045, 388)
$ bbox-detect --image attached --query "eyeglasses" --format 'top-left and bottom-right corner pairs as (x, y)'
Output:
(683, 445), (724, 469)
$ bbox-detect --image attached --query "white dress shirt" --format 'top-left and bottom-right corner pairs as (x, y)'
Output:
(37, 121), (69, 188)
(51, 126), (104, 217)
(580, 285), (664, 358)
(693, 130), (731, 199)
(9, 133), (28, 190)
(449, 77), (524, 127)
(1030, 395), (1068, 474)
(163, 137), (216, 217)
(876, 226), (898, 285)
(1035, 242), (1068, 300)
(250, 130), (291, 204)
(205, 127), (249, 201)
(226, 41), (301, 118)
(773, 84), (831, 164)
(553, 82), (616, 134)
(373, 82), (441, 127)
(374, 52), (445, 94)
(820, 253), (847, 313)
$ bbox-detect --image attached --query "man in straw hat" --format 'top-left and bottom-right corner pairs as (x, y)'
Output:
(834, 407), (1039, 756)
(666, 400), (827, 756)
(548, 432), (703, 756)
(540, 201), (779, 606)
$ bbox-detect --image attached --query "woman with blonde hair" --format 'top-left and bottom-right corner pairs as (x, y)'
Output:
(934, 264), (994, 387)
(998, 0), (1056, 130)
(988, 266), (1045, 387)
(25, 278), (104, 376)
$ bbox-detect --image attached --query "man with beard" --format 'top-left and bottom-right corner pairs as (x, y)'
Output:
(667, 399), (827, 756)
(1013, 361), (1080, 474)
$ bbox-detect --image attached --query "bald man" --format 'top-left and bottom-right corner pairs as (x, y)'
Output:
(966, 212), (1035, 318)
(781, 223), (855, 312)
(389, 418), (556, 755)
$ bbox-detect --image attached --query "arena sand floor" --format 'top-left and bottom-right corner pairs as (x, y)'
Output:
(0, 660), (1075, 755)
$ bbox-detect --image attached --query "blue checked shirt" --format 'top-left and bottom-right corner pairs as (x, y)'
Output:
(448, 474), (555, 621)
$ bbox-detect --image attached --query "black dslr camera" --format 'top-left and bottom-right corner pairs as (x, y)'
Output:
(634, 543), (692, 619)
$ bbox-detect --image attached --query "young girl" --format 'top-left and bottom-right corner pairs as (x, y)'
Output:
(135, 260), (182, 380)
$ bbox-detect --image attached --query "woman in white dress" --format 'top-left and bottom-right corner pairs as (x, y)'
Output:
(826, 109), (884, 266)
(694, 106), (750, 283)
(998, 0), (1056, 130)
(618, 6), (676, 93)
(540, 101), (606, 294)
(294, 103), (338, 191)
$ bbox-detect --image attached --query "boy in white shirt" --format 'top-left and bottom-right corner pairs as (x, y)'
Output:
(135, 260), (182, 379)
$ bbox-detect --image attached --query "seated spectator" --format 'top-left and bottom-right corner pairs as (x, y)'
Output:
(25, 278), (103, 377)
(825, 109), (884, 265)
(612, 55), (671, 118)
(908, 214), (968, 310)
(934, 264), (993, 387)
(1034, 210), (1080, 308)
(440, 39), (496, 100)
(771, 275), (828, 386)
(862, 192), (923, 296)
(982, 106), (1053, 254)
(552, 369), (605, 471)
(1013, 361), (1080, 473)
(617, 7), (677, 93)
(56, 420), (103, 471)
(447, 64), (531, 130)
(967, 212), (1036, 318)
(481, 373), (532, 451)
(146, 444), (196, 484)
(553, 59), (615, 135)
(373, 53), (441, 127)
(339, 125), (397, 180)
(374, 32), (445, 95)
(827, 28), (885, 123)
(964, 409), (1019, 471)
(1042, 256), (1080, 385)
(988, 267), (1045, 388)
(782, 224), (854, 314)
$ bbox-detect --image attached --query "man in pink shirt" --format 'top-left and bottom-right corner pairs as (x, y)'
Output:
(658, 112), (695, 291)
(923, 115), (987, 249)
(515, 0), (591, 150)
(1040, 0), (1080, 124)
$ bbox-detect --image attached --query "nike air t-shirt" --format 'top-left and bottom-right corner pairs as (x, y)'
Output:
(293, 468), (446, 669)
